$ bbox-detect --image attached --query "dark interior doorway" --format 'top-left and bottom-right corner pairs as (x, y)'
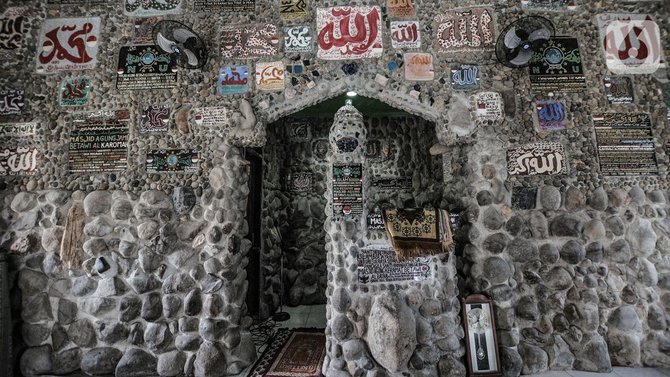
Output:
(244, 148), (263, 319)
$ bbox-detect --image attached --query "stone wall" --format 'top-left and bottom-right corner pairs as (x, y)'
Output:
(2, 145), (260, 376)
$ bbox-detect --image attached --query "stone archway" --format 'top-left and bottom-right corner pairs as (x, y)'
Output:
(238, 79), (468, 376)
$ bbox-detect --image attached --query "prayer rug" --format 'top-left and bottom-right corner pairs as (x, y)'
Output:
(248, 328), (326, 377)
(383, 208), (453, 261)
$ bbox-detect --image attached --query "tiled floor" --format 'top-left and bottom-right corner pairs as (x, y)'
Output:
(525, 368), (670, 377)
(275, 304), (327, 329)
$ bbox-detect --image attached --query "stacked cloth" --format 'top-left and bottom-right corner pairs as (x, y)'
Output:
(383, 208), (453, 261)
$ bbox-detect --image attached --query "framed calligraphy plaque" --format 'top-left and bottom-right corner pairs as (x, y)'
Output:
(220, 24), (279, 59)
(0, 122), (35, 137)
(146, 149), (199, 173)
(434, 8), (495, 53)
(317, 6), (383, 60)
(218, 66), (250, 95)
(68, 110), (130, 173)
(124, 0), (182, 16)
(507, 142), (567, 176)
(451, 64), (480, 91)
(0, 144), (40, 176)
(255, 61), (285, 92)
(597, 13), (662, 75)
(357, 245), (431, 284)
(289, 122), (311, 141)
(290, 172), (312, 193)
(593, 113), (657, 176)
(140, 104), (171, 133)
(284, 26), (313, 53)
(534, 99), (568, 131)
(471, 92), (503, 123)
(390, 21), (421, 49)
(0, 89), (25, 115)
(521, 0), (577, 12)
(194, 0), (254, 12)
(59, 78), (91, 107)
(333, 164), (363, 217)
(133, 17), (162, 45)
(603, 76), (634, 104)
(528, 37), (586, 92)
(404, 53), (434, 81)
(36, 17), (101, 74)
(387, 0), (416, 18)
(0, 7), (28, 58)
(116, 45), (178, 90)
(279, 0), (307, 21)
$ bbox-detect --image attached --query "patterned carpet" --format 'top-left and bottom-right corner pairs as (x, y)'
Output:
(247, 328), (326, 377)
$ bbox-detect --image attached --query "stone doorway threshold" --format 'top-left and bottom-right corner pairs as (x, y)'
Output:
(525, 367), (670, 377)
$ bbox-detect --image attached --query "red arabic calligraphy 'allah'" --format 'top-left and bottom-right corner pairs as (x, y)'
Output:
(318, 8), (380, 56)
(40, 23), (96, 64)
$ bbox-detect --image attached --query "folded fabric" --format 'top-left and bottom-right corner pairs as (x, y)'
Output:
(383, 208), (454, 261)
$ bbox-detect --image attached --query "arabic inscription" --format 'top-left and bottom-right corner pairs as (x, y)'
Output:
(317, 6), (383, 60)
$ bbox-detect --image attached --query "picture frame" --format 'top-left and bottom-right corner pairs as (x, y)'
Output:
(462, 294), (502, 377)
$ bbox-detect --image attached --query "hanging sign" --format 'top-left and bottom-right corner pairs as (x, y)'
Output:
(316, 6), (383, 60)
(194, 0), (254, 12)
(0, 89), (25, 115)
(434, 8), (495, 53)
(284, 26), (313, 53)
(534, 99), (568, 131)
(404, 53), (433, 81)
(387, 0), (416, 18)
(390, 21), (421, 49)
(529, 37), (586, 92)
(59, 78), (91, 107)
(597, 13), (662, 75)
(36, 17), (101, 74)
(521, 0), (577, 11)
(0, 7), (28, 57)
(290, 172), (313, 193)
(279, 0), (308, 21)
(332, 164), (363, 216)
(69, 110), (129, 173)
(358, 245), (431, 284)
(471, 92), (503, 123)
(255, 61), (285, 92)
(140, 104), (171, 133)
(451, 64), (480, 91)
(507, 142), (567, 176)
(603, 76), (634, 104)
(220, 24), (279, 59)
(116, 45), (178, 90)
(124, 0), (182, 16)
(593, 113), (657, 176)
(217, 66), (250, 95)
(146, 149), (199, 173)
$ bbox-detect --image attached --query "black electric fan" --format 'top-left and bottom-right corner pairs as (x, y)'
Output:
(495, 16), (555, 68)
(153, 20), (208, 69)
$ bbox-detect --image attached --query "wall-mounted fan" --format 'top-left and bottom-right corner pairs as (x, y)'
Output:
(495, 16), (555, 68)
(153, 20), (208, 69)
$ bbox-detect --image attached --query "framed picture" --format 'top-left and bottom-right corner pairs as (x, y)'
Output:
(462, 294), (502, 377)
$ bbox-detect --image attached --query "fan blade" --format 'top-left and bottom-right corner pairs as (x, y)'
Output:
(509, 49), (533, 67)
(529, 28), (552, 42)
(173, 28), (198, 43)
(156, 32), (176, 53)
(504, 27), (522, 49)
(183, 48), (200, 67)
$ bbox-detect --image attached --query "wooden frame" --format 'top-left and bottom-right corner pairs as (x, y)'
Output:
(461, 294), (502, 377)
